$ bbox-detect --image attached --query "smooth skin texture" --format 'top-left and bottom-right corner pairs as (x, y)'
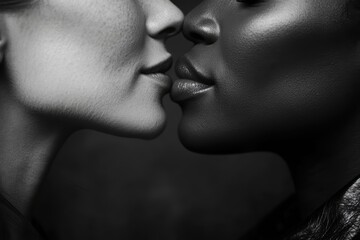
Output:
(5, 0), (183, 138)
(172, 0), (360, 219)
(0, 0), (183, 214)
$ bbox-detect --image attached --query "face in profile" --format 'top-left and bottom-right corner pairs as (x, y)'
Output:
(172, 0), (360, 153)
(2, 0), (183, 138)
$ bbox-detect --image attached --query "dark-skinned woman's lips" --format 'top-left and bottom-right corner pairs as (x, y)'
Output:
(171, 56), (214, 102)
(171, 80), (213, 102)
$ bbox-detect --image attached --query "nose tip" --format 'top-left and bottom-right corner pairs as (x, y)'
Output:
(183, 13), (219, 45)
(166, 6), (184, 37)
(147, 3), (184, 39)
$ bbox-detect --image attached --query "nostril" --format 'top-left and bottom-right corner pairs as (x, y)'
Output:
(188, 32), (206, 44)
(162, 27), (177, 36)
(155, 26), (179, 39)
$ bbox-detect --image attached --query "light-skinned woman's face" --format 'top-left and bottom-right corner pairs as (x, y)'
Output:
(3, 0), (183, 138)
(172, 0), (360, 153)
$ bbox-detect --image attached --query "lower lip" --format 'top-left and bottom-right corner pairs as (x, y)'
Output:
(171, 79), (213, 102)
(143, 73), (172, 92)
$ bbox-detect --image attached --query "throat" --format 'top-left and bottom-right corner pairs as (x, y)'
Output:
(282, 134), (360, 220)
(0, 98), (71, 216)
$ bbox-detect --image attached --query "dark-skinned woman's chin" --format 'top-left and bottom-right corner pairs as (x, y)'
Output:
(176, 113), (271, 154)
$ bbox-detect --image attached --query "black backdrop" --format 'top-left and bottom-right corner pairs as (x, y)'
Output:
(32, 1), (294, 239)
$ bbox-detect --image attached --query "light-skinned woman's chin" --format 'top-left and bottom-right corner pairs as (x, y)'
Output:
(172, 0), (360, 239)
(0, 0), (183, 239)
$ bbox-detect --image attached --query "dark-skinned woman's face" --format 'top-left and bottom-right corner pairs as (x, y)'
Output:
(172, 0), (360, 153)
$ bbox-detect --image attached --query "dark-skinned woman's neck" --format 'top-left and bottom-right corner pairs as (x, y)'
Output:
(279, 112), (360, 221)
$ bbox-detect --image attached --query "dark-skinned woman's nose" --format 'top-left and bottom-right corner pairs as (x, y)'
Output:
(183, 10), (219, 45)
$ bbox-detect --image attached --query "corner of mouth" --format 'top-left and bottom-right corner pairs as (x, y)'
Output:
(141, 57), (173, 75)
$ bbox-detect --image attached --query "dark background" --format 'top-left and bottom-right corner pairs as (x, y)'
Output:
(32, 1), (294, 239)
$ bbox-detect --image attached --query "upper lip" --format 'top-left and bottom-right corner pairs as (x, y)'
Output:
(141, 57), (173, 75)
(175, 56), (214, 86)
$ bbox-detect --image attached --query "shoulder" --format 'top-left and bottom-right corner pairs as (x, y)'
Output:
(286, 178), (360, 240)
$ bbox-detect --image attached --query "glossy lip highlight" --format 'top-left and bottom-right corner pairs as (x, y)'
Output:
(171, 56), (214, 102)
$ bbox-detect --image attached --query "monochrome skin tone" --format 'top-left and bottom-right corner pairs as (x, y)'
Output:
(0, 0), (183, 215)
(172, 0), (360, 220)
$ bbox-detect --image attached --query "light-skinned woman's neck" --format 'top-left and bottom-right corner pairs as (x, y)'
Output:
(0, 86), (72, 216)
(280, 111), (360, 221)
